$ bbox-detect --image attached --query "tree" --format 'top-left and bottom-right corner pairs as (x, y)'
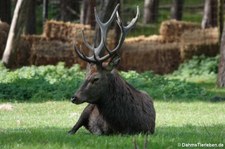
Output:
(217, 0), (225, 87)
(80, 0), (96, 28)
(0, 0), (11, 24)
(43, 0), (49, 22)
(171, 0), (184, 20)
(25, 0), (36, 34)
(143, 0), (159, 24)
(218, 22), (225, 87)
(218, 0), (224, 43)
(3, 0), (31, 68)
(60, 0), (81, 21)
(94, 0), (120, 50)
(201, 0), (217, 29)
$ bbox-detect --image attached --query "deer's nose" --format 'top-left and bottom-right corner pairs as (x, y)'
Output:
(71, 96), (78, 103)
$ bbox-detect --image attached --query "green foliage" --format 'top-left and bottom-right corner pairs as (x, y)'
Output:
(169, 55), (219, 81)
(0, 62), (84, 101)
(121, 71), (209, 101)
(0, 57), (215, 101)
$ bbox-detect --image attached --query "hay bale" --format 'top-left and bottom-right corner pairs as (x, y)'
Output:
(21, 29), (115, 67)
(180, 28), (219, 61)
(16, 36), (32, 66)
(119, 39), (181, 74)
(181, 28), (218, 44)
(160, 20), (201, 42)
(29, 40), (79, 67)
(0, 21), (10, 33)
(125, 35), (166, 44)
(180, 42), (219, 61)
(0, 21), (10, 59)
(44, 20), (92, 42)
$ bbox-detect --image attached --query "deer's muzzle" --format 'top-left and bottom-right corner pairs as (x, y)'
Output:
(71, 95), (79, 104)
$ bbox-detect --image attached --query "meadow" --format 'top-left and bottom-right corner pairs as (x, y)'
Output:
(0, 56), (225, 149)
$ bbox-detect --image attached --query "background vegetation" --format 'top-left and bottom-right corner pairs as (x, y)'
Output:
(0, 55), (221, 102)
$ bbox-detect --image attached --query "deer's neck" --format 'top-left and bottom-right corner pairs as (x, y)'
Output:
(98, 71), (137, 116)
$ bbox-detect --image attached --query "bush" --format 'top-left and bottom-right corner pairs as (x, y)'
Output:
(0, 61), (211, 102)
(169, 55), (219, 81)
(0, 62), (84, 101)
(121, 71), (210, 101)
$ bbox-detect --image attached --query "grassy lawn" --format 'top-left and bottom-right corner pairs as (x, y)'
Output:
(0, 56), (225, 149)
(0, 100), (224, 149)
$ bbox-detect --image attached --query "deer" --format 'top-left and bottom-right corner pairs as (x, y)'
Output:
(68, 4), (156, 135)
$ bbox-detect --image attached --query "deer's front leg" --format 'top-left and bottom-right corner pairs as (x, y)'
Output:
(68, 104), (95, 135)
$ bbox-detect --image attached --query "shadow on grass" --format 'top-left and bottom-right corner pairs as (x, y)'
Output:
(0, 125), (224, 149)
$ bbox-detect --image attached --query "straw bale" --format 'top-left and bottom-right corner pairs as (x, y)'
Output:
(181, 28), (218, 44)
(180, 28), (219, 61)
(180, 41), (219, 61)
(22, 31), (115, 67)
(160, 20), (201, 42)
(15, 36), (32, 66)
(125, 35), (166, 44)
(44, 20), (92, 42)
(29, 40), (78, 66)
(0, 21), (10, 33)
(119, 40), (181, 74)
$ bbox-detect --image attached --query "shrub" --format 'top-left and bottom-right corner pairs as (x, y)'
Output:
(121, 71), (210, 101)
(0, 62), (84, 101)
(169, 55), (219, 81)
(0, 60), (212, 102)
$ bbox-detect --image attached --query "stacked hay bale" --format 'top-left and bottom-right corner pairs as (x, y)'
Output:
(180, 28), (219, 61)
(44, 20), (91, 42)
(120, 36), (181, 74)
(0, 21), (10, 58)
(25, 20), (115, 67)
(159, 19), (201, 42)
(120, 20), (219, 73)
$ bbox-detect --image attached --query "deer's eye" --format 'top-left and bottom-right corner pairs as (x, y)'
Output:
(91, 78), (99, 84)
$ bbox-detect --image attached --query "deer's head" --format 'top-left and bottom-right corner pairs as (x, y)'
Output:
(71, 4), (139, 104)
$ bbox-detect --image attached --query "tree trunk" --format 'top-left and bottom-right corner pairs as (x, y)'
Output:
(43, 0), (49, 22)
(0, 0), (11, 24)
(218, 22), (225, 87)
(218, 0), (224, 43)
(60, 0), (81, 21)
(25, 0), (36, 34)
(80, 0), (96, 28)
(201, 0), (217, 29)
(2, 0), (31, 68)
(143, 0), (159, 24)
(171, 0), (184, 20)
(94, 0), (119, 51)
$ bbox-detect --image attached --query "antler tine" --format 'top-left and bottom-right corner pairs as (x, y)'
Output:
(74, 4), (120, 65)
(94, 4), (120, 56)
(81, 30), (94, 51)
(74, 4), (139, 66)
(95, 6), (139, 62)
(74, 44), (96, 63)
(117, 6), (139, 36)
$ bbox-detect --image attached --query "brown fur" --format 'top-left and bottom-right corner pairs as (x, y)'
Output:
(69, 66), (156, 135)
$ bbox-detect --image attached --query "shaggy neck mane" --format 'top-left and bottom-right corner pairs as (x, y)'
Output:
(106, 70), (141, 103)
(97, 70), (143, 130)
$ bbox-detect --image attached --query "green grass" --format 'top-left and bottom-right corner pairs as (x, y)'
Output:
(1, 55), (225, 148)
(0, 101), (224, 149)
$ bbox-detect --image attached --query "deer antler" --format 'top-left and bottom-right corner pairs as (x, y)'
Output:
(74, 4), (139, 67)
